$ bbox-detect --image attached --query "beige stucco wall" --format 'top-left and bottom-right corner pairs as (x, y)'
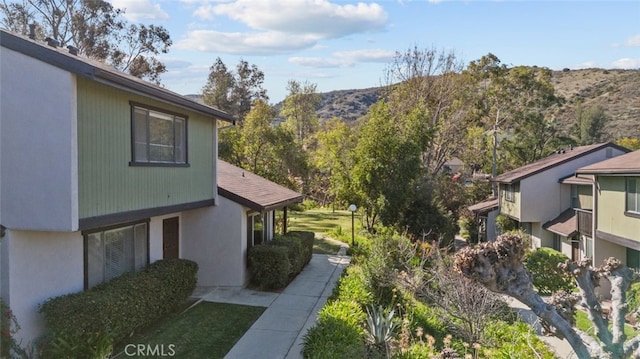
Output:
(182, 197), (248, 287)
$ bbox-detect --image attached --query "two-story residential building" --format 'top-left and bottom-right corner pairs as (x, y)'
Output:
(492, 143), (628, 258)
(575, 150), (640, 271)
(0, 29), (240, 343)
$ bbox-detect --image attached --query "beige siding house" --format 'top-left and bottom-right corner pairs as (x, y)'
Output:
(492, 143), (628, 258)
(576, 150), (640, 271)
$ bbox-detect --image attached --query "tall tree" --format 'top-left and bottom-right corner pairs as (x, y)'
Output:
(383, 46), (469, 175)
(350, 101), (422, 231)
(310, 118), (356, 206)
(280, 80), (321, 144)
(0, 0), (171, 83)
(201, 58), (268, 126)
(573, 103), (607, 145)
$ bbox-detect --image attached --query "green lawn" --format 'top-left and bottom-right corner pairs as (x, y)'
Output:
(118, 302), (265, 358)
(288, 209), (359, 236)
(575, 309), (640, 339)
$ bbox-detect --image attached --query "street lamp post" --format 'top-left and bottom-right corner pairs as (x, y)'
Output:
(348, 204), (357, 247)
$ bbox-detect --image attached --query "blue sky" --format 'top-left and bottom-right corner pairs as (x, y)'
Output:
(110, 0), (640, 103)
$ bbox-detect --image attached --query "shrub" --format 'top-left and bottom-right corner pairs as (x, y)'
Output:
(248, 245), (290, 289)
(329, 265), (373, 307)
(303, 300), (367, 358)
(270, 235), (305, 275)
(288, 230), (315, 265)
(628, 282), (640, 313)
(495, 214), (517, 233)
(524, 247), (576, 295)
(39, 259), (197, 353)
(484, 321), (555, 358)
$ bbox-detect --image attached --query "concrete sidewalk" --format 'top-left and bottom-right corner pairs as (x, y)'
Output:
(195, 251), (350, 359)
(506, 297), (577, 359)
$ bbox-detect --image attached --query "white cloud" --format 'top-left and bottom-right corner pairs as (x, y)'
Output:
(624, 34), (640, 47)
(110, 0), (169, 21)
(195, 0), (387, 38)
(612, 58), (640, 69)
(175, 30), (320, 55)
(290, 48), (395, 68)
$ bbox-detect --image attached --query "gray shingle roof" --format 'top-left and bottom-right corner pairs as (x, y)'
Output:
(217, 160), (303, 212)
(493, 142), (627, 184)
(576, 150), (640, 174)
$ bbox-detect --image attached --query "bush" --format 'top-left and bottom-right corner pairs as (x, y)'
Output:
(39, 259), (197, 355)
(329, 265), (373, 307)
(484, 321), (555, 358)
(270, 235), (305, 275)
(248, 245), (291, 289)
(288, 230), (315, 265)
(303, 301), (367, 358)
(524, 247), (576, 295)
(628, 282), (640, 313)
(495, 214), (517, 233)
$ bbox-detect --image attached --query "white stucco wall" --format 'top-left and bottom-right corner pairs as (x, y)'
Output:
(1, 230), (83, 345)
(0, 47), (78, 231)
(181, 198), (247, 287)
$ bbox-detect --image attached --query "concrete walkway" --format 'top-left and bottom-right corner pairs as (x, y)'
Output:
(506, 297), (577, 359)
(194, 250), (350, 359)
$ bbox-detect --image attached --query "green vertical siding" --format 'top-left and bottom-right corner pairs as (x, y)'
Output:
(499, 183), (521, 220)
(77, 79), (215, 219)
(597, 176), (640, 241)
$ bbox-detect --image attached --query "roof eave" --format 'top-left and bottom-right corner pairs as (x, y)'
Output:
(1, 30), (235, 124)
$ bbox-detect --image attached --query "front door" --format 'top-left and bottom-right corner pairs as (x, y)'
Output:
(571, 239), (580, 262)
(163, 217), (179, 259)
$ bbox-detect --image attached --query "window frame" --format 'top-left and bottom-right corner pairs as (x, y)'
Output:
(626, 177), (640, 215)
(505, 183), (516, 203)
(129, 102), (189, 167)
(83, 220), (150, 289)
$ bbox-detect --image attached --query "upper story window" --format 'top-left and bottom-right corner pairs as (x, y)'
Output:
(505, 184), (516, 202)
(627, 177), (639, 214)
(131, 103), (188, 166)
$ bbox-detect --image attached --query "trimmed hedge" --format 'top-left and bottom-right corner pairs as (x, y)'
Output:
(248, 245), (291, 289)
(270, 235), (305, 275)
(288, 231), (315, 265)
(39, 259), (197, 346)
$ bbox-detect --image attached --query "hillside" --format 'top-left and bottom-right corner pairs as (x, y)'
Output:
(313, 68), (640, 139)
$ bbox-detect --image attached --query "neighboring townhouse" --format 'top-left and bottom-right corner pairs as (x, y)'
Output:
(492, 143), (628, 257)
(575, 150), (640, 271)
(187, 160), (303, 287)
(0, 30), (235, 343)
(467, 197), (498, 243)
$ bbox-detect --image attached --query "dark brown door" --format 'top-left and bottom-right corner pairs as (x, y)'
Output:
(572, 240), (580, 262)
(163, 217), (179, 259)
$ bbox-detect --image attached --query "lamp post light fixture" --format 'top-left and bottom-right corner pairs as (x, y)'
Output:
(348, 204), (357, 247)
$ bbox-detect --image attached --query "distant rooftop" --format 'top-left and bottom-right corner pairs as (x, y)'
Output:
(493, 142), (626, 184)
(576, 150), (640, 175)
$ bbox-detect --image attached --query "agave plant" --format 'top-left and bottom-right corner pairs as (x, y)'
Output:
(365, 305), (399, 357)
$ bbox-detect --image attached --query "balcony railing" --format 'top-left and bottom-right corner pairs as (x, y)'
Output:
(576, 209), (593, 237)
